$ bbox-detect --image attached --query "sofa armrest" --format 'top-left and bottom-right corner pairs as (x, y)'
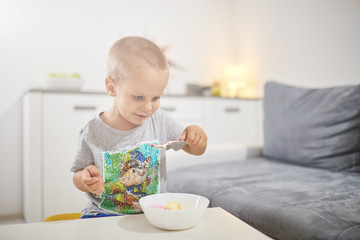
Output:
(245, 143), (263, 158)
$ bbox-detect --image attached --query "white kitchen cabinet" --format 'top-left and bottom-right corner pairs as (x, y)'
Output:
(42, 93), (113, 221)
(160, 96), (205, 127)
(204, 98), (260, 144)
(23, 91), (113, 223)
(23, 91), (260, 222)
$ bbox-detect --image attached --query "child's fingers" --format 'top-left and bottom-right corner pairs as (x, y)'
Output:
(86, 176), (99, 184)
(92, 183), (104, 195)
(178, 131), (187, 141)
(189, 131), (207, 146)
(96, 184), (105, 195)
(191, 133), (201, 146)
(82, 168), (91, 179)
(185, 130), (196, 144)
(198, 133), (207, 144)
(198, 137), (207, 148)
(88, 186), (102, 195)
(86, 165), (101, 178)
(87, 180), (104, 194)
(83, 176), (99, 186)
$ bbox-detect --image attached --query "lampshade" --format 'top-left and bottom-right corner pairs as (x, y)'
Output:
(214, 64), (257, 99)
(224, 65), (246, 88)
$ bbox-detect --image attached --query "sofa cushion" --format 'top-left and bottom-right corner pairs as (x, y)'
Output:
(263, 81), (360, 172)
(167, 158), (360, 240)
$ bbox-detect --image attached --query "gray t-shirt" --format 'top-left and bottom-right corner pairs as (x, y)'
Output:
(71, 109), (185, 216)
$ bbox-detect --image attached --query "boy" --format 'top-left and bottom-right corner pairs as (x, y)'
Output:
(71, 36), (207, 218)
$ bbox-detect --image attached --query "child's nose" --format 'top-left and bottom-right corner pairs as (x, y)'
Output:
(141, 101), (152, 113)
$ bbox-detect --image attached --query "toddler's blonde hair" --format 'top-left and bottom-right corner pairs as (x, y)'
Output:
(107, 36), (169, 82)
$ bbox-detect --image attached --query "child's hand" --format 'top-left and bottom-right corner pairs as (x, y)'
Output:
(178, 125), (207, 155)
(81, 165), (104, 195)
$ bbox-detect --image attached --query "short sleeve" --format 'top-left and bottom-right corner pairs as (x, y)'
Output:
(160, 110), (186, 151)
(70, 133), (95, 172)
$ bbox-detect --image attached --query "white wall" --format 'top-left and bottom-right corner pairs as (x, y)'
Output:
(0, 0), (235, 218)
(233, 0), (360, 95)
(1, 0), (360, 219)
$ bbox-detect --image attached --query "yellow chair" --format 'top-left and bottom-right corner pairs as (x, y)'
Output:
(45, 213), (81, 222)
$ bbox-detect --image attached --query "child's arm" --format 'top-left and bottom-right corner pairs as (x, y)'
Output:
(178, 125), (207, 156)
(73, 165), (104, 195)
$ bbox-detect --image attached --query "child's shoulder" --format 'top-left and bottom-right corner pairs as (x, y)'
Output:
(79, 114), (103, 136)
(151, 109), (176, 125)
(151, 108), (180, 128)
(153, 108), (171, 120)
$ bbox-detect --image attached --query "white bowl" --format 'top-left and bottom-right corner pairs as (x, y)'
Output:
(43, 77), (83, 91)
(139, 193), (209, 230)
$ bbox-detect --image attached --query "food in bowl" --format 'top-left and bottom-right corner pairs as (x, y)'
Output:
(165, 201), (186, 210)
(149, 201), (186, 210)
(149, 203), (166, 210)
(139, 193), (209, 230)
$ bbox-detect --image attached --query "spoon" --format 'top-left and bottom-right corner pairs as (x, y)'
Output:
(148, 140), (184, 150)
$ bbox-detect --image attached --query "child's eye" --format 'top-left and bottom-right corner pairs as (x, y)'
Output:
(133, 95), (143, 100)
(152, 96), (160, 102)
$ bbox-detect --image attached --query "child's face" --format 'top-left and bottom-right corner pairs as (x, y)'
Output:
(112, 67), (168, 130)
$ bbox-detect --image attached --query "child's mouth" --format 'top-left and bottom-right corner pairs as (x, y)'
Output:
(136, 113), (148, 119)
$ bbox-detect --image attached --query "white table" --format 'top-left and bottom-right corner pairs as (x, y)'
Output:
(0, 208), (272, 240)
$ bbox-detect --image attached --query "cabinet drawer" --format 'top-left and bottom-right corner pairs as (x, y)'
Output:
(205, 98), (259, 144)
(161, 97), (204, 126)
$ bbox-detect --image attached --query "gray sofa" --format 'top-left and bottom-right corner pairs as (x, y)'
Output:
(167, 82), (360, 240)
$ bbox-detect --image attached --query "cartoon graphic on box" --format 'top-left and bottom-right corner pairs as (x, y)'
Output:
(100, 143), (160, 214)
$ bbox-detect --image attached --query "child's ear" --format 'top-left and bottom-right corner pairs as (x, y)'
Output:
(105, 77), (116, 96)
